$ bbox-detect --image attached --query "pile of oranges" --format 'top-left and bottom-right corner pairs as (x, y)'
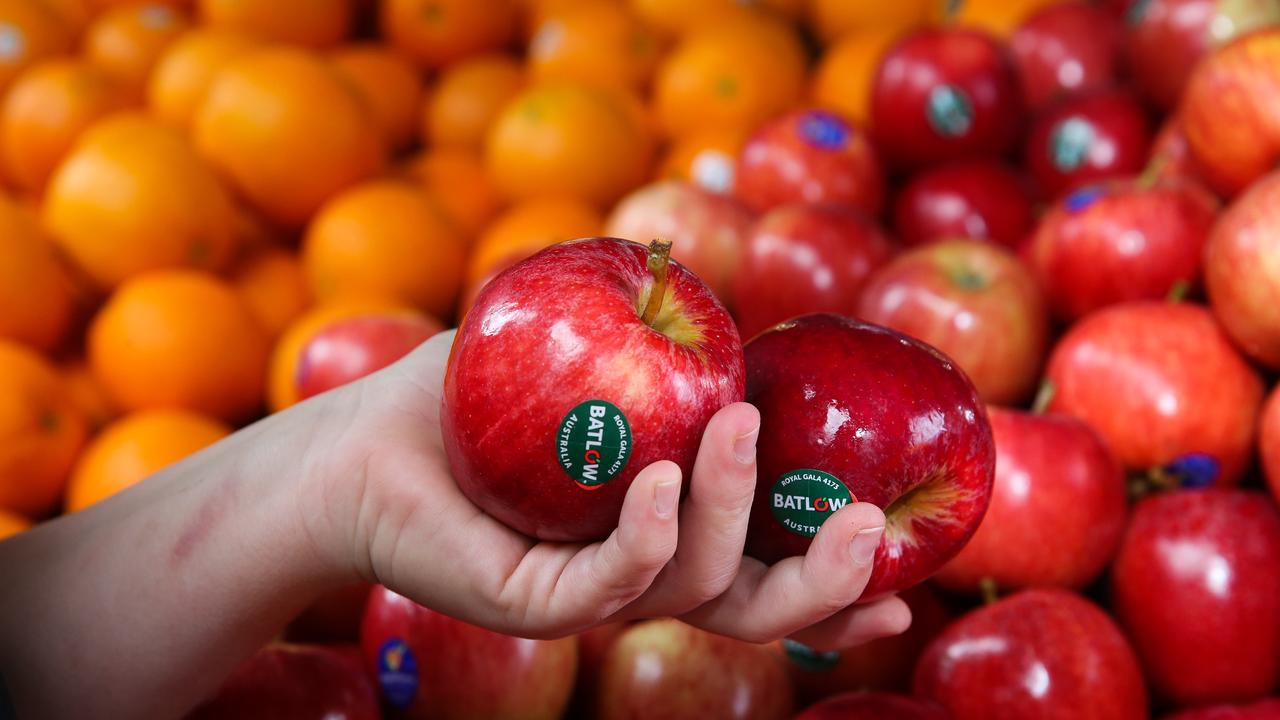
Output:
(0, 0), (1065, 537)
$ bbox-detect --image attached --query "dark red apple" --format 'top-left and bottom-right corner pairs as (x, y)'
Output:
(1205, 170), (1280, 367)
(597, 619), (793, 720)
(732, 203), (894, 341)
(360, 586), (578, 720)
(870, 28), (1025, 173)
(297, 314), (443, 400)
(1010, 1), (1123, 111)
(1044, 301), (1264, 485)
(1263, 387), (1280, 504)
(1023, 89), (1150, 197)
(733, 109), (885, 216)
(914, 588), (1148, 720)
(856, 238), (1049, 405)
(933, 407), (1126, 592)
(892, 159), (1037, 249)
(605, 180), (755, 304)
(569, 622), (629, 719)
(780, 585), (951, 705)
(1025, 178), (1218, 322)
(1164, 699), (1280, 720)
(793, 692), (948, 720)
(188, 644), (378, 720)
(1112, 489), (1280, 706)
(287, 582), (373, 643)
(442, 238), (745, 541)
(742, 313), (995, 599)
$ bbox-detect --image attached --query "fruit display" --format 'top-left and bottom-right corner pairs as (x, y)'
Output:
(4, 0), (1280, 717)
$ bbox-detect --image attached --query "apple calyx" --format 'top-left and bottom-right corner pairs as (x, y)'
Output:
(1166, 280), (1190, 303)
(640, 238), (673, 327)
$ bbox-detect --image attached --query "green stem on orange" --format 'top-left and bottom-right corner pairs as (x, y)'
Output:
(1031, 380), (1055, 414)
(979, 577), (1000, 606)
(640, 238), (673, 327)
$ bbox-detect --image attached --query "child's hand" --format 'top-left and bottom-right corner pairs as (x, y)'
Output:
(306, 330), (910, 649)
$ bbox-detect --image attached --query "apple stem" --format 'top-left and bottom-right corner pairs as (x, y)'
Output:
(1166, 280), (1190, 303)
(979, 577), (999, 606)
(1031, 380), (1055, 414)
(1137, 157), (1165, 189)
(640, 239), (673, 327)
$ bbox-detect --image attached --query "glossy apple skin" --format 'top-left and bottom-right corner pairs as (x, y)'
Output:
(605, 180), (755, 304)
(1164, 699), (1280, 720)
(781, 585), (951, 704)
(732, 203), (894, 341)
(1010, 1), (1123, 111)
(1263, 388), (1280, 504)
(188, 644), (378, 720)
(443, 238), (745, 541)
(360, 586), (578, 720)
(734, 109), (885, 216)
(743, 314), (995, 599)
(1026, 179), (1218, 322)
(1205, 170), (1280, 367)
(934, 408), (1126, 592)
(597, 619), (793, 720)
(794, 692), (948, 720)
(1023, 89), (1150, 197)
(296, 314), (443, 400)
(892, 160), (1037, 249)
(287, 582), (374, 643)
(1046, 302), (1263, 484)
(856, 239), (1049, 405)
(870, 28), (1025, 173)
(1113, 489), (1280, 706)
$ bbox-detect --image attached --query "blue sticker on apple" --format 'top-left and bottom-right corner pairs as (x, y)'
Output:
(377, 638), (419, 708)
(1163, 453), (1221, 489)
(1064, 186), (1104, 214)
(799, 111), (850, 150)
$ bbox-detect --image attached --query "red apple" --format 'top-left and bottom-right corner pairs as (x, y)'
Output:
(1148, 116), (1200, 183)
(1112, 489), (1280, 706)
(794, 692), (948, 720)
(296, 314), (443, 400)
(780, 585), (951, 705)
(892, 160), (1037, 249)
(733, 109), (885, 216)
(605, 180), (755, 304)
(1205, 170), (1280, 367)
(870, 28), (1025, 172)
(1025, 178), (1218, 322)
(188, 644), (378, 720)
(731, 203), (894, 341)
(361, 586), (578, 720)
(442, 238), (745, 541)
(287, 582), (374, 643)
(1164, 699), (1280, 720)
(1126, 0), (1280, 112)
(914, 588), (1148, 720)
(568, 622), (629, 719)
(1182, 28), (1280, 196)
(742, 313), (995, 599)
(1044, 301), (1264, 484)
(1023, 89), (1150, 197)
(1263, 387), (1280, 504)
(597, 619), (793, 720)
(856, 239), (1049, 405)
(1010, 1), (1123, 111)
(933, 407), (1127, 592)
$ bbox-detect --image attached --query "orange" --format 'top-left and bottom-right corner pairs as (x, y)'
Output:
(422, 53), (524, 151)
(0, 507), (30, 540)
(303, 179), (466, 319)
(88, 0), (192, 9)
(381, 0), (517, 69)
(948, 0), (1067, 37)
(0, 59), (129, 193)
(466, 196), (602, 285)
(0, 195), (72, 352)
(194, 47), (386, 230)
(0, 340), (86, 517)
(658, 126), (749, 193)
(329, 44), (424, 152)
(654, 12), (807, 139)
(147, 28), (258, 130)
(807, 0), (942, 43)
(65, 409), (230, 512)
(41, 0), (89, 38)
(0, 0), (74, 92)
(519, 0), (606, 36)
(268, 298), (418, 412)
(812, 27), (905, 127)
(61, 359), (119, 432)
(83, 4), (191, 98)
(230, 201), (283, 255)
(44, 113), (237, 290)
(630, 0), (803, 36)
(486, 82), (654, 206)
(232, 247), (312, 340)
(528, 2), (662, 91)
(399, 148), (503, 238)
(198, 0), (351, 48)
(88, 270), (269, 423)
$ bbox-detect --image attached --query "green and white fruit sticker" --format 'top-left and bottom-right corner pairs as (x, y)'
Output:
(926, 85), (974, 138)
(1049, 117), (1095, 172)
(771, 469), (854, 538)
(782, 639), (842, 672)
(556, 400), (632, 489)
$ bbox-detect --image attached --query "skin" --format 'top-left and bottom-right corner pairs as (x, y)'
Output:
(0, 331), (908, 718)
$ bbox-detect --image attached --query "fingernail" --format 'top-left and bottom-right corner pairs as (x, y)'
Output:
(849, 526), (884, 567)
(733, 426), (759, 464)
(654, 480), (680, 519)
